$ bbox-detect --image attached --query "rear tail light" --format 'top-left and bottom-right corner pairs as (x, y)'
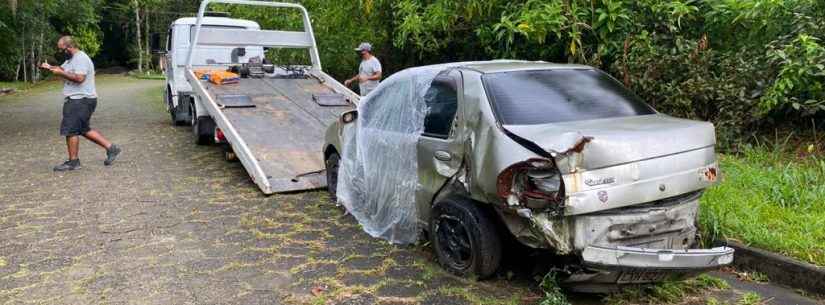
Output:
(215, 128), (226, 143)
(497, 159), (564, 211)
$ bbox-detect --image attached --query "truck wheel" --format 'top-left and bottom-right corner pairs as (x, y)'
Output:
(167, 86), (179, 124)
(171, 94), (191, 126)
(193, 116), (215, 145)
(325, 152), (340, 200)
(430, 198), (502, 279)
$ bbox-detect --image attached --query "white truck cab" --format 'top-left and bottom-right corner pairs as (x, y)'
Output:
(161, 17), (265, 125)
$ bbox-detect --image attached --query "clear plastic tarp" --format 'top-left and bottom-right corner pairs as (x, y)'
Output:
(336, 65), (452, 244)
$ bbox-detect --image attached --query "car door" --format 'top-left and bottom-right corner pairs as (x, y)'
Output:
(417, 70), (465, 214)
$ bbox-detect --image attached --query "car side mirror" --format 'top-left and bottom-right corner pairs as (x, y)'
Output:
(150, 33), (165, 54)
(341, 110), (358, 124)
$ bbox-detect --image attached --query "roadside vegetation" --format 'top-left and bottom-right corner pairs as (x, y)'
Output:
(700, 140), (825, 266)
(602, 274), (730, 305)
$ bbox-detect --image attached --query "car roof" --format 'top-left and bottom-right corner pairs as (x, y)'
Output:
(172, 17), (260, 29)
(460, 60), (592, 73)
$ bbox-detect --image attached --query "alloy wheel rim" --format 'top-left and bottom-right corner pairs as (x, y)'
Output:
(436, 214), (472, 270)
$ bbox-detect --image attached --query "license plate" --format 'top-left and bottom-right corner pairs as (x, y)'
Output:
(617, 271), (670, 284)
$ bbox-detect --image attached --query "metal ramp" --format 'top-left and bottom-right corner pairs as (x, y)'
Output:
(200, 76), (355, 194)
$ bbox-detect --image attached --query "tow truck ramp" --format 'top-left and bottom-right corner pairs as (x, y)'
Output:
(186, 0), (359, 194)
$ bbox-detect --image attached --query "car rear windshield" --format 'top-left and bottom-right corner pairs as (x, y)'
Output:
(482, 69), (655, 125)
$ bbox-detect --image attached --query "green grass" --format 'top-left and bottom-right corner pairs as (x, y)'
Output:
(699, 145), (825, 266)
(0, 81), (31, 91)
(128, 70), (166, 80)
(603, 274), (730, 305)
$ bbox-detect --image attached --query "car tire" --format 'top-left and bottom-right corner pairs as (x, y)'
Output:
(325, 152), (340, 200)
(430, 198), (502, 279)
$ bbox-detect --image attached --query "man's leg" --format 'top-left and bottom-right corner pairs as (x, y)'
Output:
(54, 135), (82, 171)
(83, 130), (112, 150)
(85, 130), (122, 166)
(67, 136), (80, 160)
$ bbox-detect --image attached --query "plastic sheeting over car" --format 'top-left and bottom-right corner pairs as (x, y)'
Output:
(336, 64), (454, 244)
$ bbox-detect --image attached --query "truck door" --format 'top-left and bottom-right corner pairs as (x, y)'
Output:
(417, 70), (465, 215)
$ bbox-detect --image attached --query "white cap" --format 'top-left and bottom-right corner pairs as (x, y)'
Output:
(354, 42), (373, 52)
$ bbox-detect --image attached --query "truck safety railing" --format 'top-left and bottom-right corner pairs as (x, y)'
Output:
(186, 0), (322, 72)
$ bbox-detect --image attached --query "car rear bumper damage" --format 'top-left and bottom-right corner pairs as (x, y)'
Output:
(563, 245), (734, 292)
(582, 245), (734, 270)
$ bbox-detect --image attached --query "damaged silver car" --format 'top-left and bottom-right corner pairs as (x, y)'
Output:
(322, 60), (733, 291)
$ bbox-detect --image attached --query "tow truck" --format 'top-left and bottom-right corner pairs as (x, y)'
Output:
(159, 0), (358, 194)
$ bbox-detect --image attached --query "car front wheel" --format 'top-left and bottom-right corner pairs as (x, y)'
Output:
(430, 198), (502, 279)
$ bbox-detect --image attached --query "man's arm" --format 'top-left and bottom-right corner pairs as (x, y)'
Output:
(365, 71), (382, 81)
(344, 74), (359, 86)
(52, 68), (86, 84)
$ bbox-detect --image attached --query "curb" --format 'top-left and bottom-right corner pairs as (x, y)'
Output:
(725, 240), (825, 296)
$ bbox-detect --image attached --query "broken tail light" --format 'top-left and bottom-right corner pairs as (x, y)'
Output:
(497, 159), (564, 211)
(215, 128), (226, 143)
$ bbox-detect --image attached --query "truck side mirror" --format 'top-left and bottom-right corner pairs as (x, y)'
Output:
(150, 33), (165, 54)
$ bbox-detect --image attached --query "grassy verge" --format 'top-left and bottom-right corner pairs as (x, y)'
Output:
(699, 144), (825, 266)
(0, 81), (32, 91)
(602, 274), (730, 305)
(128, 70), (166, 80)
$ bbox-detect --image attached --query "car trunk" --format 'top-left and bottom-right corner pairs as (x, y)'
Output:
(504, 114), (716, 171)
(504, 114), (719, 215)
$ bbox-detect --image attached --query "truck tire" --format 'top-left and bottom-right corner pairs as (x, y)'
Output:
(192, 115), (215, 145)
(166, 86), (179, 124)
(172, 94), (191, 126)
(430, 198), (502, 279)
(325, 152), (340, 200)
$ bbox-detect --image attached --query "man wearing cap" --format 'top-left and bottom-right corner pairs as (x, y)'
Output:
(39, 36), (122, 172)
(344, 42), (382, 96)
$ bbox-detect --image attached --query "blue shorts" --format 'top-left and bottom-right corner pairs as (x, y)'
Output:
(60, 98), (97, 136)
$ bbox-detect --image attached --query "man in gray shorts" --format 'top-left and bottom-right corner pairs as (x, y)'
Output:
(40, 36), (121, 171)
(344, 42), (382, 96)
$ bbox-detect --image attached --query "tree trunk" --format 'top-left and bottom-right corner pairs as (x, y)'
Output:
(8, 0), (16, 16)
(15, 60), (20, 82)
(21, 44), (27, 83)
(145, 9), (151, 71)
(31, 39), (37, 83)
(134, 0), (143, 73)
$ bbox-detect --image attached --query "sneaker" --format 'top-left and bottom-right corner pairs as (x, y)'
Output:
(54, 159), (81, 172)
(104, 144), (122, 166)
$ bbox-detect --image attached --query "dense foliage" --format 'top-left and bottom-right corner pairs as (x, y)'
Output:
(1, 0), (823, 145)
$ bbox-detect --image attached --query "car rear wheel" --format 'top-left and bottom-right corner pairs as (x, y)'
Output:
(325, 152), (340, 200)
(430, 198), (502, 279)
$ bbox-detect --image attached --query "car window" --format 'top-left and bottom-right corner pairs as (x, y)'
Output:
(482, 69), (655, 125)
(422, 74), (459, 138)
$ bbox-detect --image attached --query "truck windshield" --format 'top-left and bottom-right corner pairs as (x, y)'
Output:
(482, 69), (655, 125)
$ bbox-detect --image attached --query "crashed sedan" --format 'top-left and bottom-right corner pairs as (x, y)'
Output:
(322, 60), (733, 291)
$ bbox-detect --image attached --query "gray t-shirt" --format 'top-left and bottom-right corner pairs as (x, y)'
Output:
(358, 56), (382, 96)
(60, 51), (97, 99)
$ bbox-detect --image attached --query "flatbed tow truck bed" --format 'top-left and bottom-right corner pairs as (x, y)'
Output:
(194, 75), (354, 193)
(184, 0), (359, 194)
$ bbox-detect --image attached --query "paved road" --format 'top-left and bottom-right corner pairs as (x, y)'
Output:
(0, 76), (821, 305)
